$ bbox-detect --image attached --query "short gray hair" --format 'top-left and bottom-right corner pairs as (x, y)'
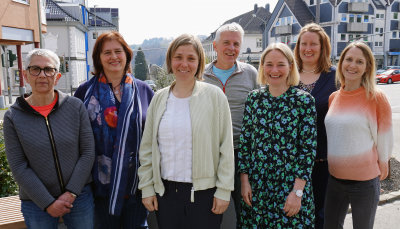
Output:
(214, 22), (244, 43)
(26, 49), (60, 71)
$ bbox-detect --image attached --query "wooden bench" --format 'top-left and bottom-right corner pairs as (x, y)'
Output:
(0, 195), (26, 229)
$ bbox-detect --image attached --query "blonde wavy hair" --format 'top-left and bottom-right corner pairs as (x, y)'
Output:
(336, 41), (377, 98)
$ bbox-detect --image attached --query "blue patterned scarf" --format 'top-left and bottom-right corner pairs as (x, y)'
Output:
(83, 73), (142, 216)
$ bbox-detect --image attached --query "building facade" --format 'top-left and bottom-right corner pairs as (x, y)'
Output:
(265, 0), (400, 68)
(0, 0), (47, 99)
(45, 0), (88, 91)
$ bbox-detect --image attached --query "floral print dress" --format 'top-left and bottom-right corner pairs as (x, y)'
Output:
(238, 86), (317, 228)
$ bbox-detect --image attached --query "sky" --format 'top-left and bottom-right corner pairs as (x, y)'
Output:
(88, 0), (278, 45)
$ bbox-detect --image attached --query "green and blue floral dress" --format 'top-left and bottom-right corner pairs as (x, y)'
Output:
(238, 86), (317, 228)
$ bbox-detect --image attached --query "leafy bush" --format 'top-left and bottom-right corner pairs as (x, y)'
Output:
(0, 121), (18, 197)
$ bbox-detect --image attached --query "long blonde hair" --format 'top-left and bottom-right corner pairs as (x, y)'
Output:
(336, 41), (376, 98)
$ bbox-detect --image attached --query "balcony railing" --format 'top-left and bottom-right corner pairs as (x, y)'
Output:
(275, 25), (292, 35)
(347, 23), (368, 32)
(348, 2), (369, 13)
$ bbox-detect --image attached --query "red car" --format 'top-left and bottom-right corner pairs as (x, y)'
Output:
(376, 69), (400, 84)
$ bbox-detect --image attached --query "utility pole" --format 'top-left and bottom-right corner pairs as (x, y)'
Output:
(316, 0), (321, 24)
(36, 0), (43, 48)
(94, 5), (98, 39)
(252, 14), (268, 49)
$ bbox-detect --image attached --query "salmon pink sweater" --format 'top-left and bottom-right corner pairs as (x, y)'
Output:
(325, 86), (393, 181)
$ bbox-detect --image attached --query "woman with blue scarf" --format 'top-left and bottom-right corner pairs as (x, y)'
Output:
(75, 31), (154, 228)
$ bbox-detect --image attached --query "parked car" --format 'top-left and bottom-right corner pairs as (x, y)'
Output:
(376, 69), (400, 84)
(376, 66), (400, 74)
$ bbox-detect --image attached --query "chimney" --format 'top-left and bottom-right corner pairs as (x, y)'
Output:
(265, 4), (270, 13)
(254, 4), (258, 13)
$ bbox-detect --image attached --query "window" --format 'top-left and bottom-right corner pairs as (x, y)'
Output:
(310, 0), (315, 5)
(275, 20), (280, 26)
(364, 15), (369, 22)
(93, 32), (98, 39)
(293, 35), (299, 43)
(380, 14), (384, 19)
(256, 38), (262, 48)
(349, 34), (354, 42)
(287, 16), (292, 24)
(393, 32), (397, 38)
(281, 17), (286, 25)
(341, 14), (347, 22)
(394, 13), (399, 20)
(341, 34), (346, 41)
(293, 17), (297, 24)
(375, 42), (383, 47)
(363, 36), (368, 42)
(375, 28), (379, 33)
(349, 15), (355, 23)
(357, 15), (362, 23)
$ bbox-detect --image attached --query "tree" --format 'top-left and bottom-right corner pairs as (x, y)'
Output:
(134, 48), (149, 81)
(154, 66), (175, 90)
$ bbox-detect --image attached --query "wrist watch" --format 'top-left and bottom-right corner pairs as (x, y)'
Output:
(70, 192), (77, 198)
(293, 189), (303, 197)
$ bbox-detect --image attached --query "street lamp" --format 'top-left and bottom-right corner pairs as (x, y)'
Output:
(94, 5), (98, 39)
(252, 14), (267, 49)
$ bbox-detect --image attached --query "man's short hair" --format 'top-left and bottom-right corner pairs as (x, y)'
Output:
(214, 22), (244, 43)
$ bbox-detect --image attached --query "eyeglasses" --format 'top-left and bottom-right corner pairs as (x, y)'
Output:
(27, 66), (57, 77)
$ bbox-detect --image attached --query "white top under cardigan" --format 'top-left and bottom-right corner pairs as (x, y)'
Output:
(138, 81), (234, 202)
(158, 92), (193, 183)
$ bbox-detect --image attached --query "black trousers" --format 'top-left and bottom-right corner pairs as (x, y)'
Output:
(156, 180), (222, 229)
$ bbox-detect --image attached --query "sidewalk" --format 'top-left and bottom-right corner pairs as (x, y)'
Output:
(344, 199), (400, 228)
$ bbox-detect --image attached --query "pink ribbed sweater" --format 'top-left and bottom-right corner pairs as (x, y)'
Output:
(325, 87), (393, 181)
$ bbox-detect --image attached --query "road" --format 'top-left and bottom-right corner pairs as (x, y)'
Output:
(377, 82), (400, 161)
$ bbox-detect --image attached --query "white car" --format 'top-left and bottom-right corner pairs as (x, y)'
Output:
(376, 66), (400, 75)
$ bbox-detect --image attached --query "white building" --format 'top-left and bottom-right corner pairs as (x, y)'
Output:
(202, 4), (271, 67)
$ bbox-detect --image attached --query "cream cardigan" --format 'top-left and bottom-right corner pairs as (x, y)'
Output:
(138, 81), (234, 201)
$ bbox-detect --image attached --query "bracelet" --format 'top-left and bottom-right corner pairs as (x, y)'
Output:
(70, 192), (77, 198)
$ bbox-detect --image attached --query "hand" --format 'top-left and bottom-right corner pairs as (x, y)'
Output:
(46, 200), (72, 217)
(379, 161), (389, 180)
(58, 192), (76, 205)
(142, 196), (158, 212)
(283, 191), (301, 217)
(211, 197), (229, 214)
(240, 175), (252, 207)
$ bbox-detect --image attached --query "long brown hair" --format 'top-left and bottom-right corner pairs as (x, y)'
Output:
(294, 23), (332, 74)
(92, 31), (133, 76)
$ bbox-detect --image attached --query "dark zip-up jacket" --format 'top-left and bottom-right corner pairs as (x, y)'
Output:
(3, 90), (95, 210)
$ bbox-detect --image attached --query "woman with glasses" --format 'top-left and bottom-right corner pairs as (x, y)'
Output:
(74, 31), (153, 228)
(3, 48), (95, 229)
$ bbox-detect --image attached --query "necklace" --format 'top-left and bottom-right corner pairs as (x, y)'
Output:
(113, 84), (121, 95)
(301, 68), (316, 73)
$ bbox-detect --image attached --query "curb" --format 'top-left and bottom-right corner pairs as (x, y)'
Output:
(379, 190), (400, 205)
